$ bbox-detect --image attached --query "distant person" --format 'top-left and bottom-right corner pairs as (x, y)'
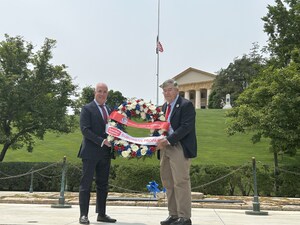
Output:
(157, 79), (197, 225)
(77, 82), (116, 224)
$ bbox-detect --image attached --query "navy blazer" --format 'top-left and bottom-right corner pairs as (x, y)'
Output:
(162, 96), (197, 158)
(77, 101), (111, 159)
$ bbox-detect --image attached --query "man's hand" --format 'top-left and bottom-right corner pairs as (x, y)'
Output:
(103, 139), (111, 147)
(156, 138), (169, 150)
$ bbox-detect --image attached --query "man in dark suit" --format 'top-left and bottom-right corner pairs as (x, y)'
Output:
(78, 82), (116, 224)
(157, 79), (197, 225)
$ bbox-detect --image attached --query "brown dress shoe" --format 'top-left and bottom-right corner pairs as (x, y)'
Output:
(97, 214), (117, 223)
(160, 216), (179, 225)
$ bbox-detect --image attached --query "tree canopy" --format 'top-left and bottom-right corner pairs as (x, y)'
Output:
(0, 35), (76, 161)
(226, 61), (300, 156)
(262, 0), (300, 67)
(226, 0), (300, 172)
(209, 44), (265, 108)
(106, 90), (126, 109)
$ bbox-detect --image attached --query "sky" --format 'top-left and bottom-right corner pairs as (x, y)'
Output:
(1, 0), (275, 105)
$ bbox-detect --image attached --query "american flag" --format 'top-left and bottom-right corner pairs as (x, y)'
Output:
(156, 36), (164, 53)
(157, 41), (164, 53)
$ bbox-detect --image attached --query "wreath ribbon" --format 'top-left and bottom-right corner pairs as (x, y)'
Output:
(109, 111), (169, 130)
(106, 124), (164, 145)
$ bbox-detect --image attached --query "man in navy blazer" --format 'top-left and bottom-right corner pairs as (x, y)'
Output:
(157, 79), (197, 225)
(78, 83), (116, 224)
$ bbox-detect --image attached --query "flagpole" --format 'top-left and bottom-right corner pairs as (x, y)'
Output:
(156, 0), (160, 106)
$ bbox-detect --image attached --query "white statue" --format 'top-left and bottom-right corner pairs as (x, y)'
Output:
(223, 94), (232, 109)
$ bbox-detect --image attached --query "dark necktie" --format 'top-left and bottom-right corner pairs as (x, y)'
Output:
(165, 104), (171, 120)
(99, 105), (108, 123)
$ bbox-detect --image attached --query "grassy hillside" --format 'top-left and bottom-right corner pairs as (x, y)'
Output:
(2, 109), (299, 166)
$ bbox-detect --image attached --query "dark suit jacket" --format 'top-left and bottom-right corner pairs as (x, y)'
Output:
(77, 100), (111, 159)
(162, 96), (197, 158)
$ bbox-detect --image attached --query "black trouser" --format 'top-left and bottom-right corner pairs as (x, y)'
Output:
(79, 155), (111, 217)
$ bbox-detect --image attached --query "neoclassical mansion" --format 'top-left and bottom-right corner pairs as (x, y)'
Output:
(172, 67), (216, 109)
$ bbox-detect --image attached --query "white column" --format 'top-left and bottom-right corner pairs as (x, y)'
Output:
(207, 89), (211, 108)
(195, 90), (201, 109)
(184, 91), (190, 100)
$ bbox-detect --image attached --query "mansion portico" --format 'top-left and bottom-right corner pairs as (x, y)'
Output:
(172, 67), (216, 109)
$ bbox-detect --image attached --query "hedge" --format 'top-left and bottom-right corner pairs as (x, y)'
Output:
(0, 162), (299, 197)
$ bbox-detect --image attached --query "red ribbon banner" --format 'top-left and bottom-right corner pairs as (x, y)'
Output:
(109, 111), (170, 131)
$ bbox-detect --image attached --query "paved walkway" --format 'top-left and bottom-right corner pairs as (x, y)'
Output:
(1, 203), (300, 225)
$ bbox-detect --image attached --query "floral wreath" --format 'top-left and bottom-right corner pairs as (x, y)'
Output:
(107, 98), (168, 159)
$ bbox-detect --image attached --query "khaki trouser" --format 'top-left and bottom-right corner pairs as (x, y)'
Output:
(160, 142), (192, 218)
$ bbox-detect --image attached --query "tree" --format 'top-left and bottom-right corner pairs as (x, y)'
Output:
(80, 86), (95, 104)
(262, 0), (300, 67)
(106, 90), (126, 109)
(209, 44), (265, 108)
(73, 86), (94, 114)
(0, 35), (77, 161)
(226, 58), (300, 177)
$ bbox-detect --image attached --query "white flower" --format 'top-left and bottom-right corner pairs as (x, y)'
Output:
(107, 135), (114, 142)
(158, 129), (165, 135)
(141, 147), (147, 156)
(127, 104), (133, 110)
(149, 105), (156, 111)
(131, 101), (137, 107)
(159, 115), (166, 121)
(140, 112), (146, 119)
(131, 144), (139, 152)
(138, 100), (144, 105)
(140, 145), (148, 151)
(109, 121), (117, 127)
(121, 150), (131, 158)
(135, 110), (140, 115)
(116, 140), (122, 145)
(120, 140), (129, 146)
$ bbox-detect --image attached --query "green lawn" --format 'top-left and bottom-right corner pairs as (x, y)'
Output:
(3, 109), (299, 166)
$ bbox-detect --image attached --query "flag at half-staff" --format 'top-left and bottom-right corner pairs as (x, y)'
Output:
(156, 35), (164, 54)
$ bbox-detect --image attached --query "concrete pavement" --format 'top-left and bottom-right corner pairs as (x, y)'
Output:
(1, 203), (300, 225)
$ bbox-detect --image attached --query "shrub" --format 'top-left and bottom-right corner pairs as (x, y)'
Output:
(1, 162), (299, 197)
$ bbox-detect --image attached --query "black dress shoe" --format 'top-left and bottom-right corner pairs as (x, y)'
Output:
(97, 214), (117, 223)
(171, 217), (192, 225)
(160, 216), (179, 225)
(79, 215), (90, 224)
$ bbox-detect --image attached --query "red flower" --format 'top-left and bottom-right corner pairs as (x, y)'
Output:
(150, 146), (156, 152)
(131, 151), (137, 157)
